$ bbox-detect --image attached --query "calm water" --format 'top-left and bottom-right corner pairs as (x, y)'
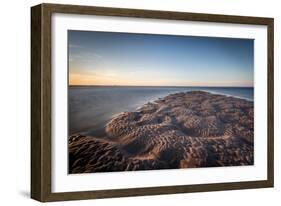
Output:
(69, 86), (253, 136)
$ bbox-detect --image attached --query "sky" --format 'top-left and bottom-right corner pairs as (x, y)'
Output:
(68, 30), (254, 87)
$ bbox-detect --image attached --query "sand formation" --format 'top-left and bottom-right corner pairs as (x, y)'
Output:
(69, 91), (254, 173)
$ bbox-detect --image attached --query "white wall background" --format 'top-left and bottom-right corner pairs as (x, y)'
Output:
(0, 0), (279, 205)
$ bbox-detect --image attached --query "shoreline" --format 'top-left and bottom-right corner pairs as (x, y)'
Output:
(69, 91), (254, 173)
(199, 90), (253, 102)
(71, 90), (253, 137)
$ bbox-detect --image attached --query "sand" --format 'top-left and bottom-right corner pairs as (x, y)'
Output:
(68, 91), (254, 173)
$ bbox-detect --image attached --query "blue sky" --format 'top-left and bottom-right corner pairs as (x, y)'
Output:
(68, 30), (254, 87)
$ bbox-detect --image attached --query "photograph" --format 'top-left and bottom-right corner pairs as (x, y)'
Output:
(68, 30), (254, 174)
(30, 3), (274, 201)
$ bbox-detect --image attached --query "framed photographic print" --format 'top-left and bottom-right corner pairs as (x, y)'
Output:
(31, 3), (274, 202)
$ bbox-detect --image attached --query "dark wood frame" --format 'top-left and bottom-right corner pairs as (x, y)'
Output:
(31, 3), (274, 202)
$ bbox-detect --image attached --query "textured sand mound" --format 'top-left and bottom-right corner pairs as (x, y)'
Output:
(69, 91), (254, 173)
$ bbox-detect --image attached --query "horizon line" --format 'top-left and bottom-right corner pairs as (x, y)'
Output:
(69, 84), (254, 88)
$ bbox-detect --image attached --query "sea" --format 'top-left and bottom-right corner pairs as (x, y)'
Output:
(68, 86), (253, 136)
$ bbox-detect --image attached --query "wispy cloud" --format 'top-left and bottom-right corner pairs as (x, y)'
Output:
(69, 52), (103, 64)
(68, 44), (84, 49)
(69, 43), (103, 60)
(92, 53), (103, 59)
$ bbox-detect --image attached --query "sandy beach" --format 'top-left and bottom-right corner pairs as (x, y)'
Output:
(69, 91), (254, 173)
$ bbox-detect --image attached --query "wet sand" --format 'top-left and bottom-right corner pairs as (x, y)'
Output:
(69, 91), (254, 173)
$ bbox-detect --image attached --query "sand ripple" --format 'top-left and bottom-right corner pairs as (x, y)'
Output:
(69, 91), (254, 173)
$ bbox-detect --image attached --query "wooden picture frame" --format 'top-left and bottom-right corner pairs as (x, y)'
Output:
(31, 3), (274, 202)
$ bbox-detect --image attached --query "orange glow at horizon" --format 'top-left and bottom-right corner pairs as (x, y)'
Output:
(69, 72), (253, 87)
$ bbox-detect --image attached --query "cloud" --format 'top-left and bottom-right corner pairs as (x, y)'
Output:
(69, 44), (84, 49)
(92, 53), (103, 59)
(69, 52), (103, 64)
(69, 43), (103, 61)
